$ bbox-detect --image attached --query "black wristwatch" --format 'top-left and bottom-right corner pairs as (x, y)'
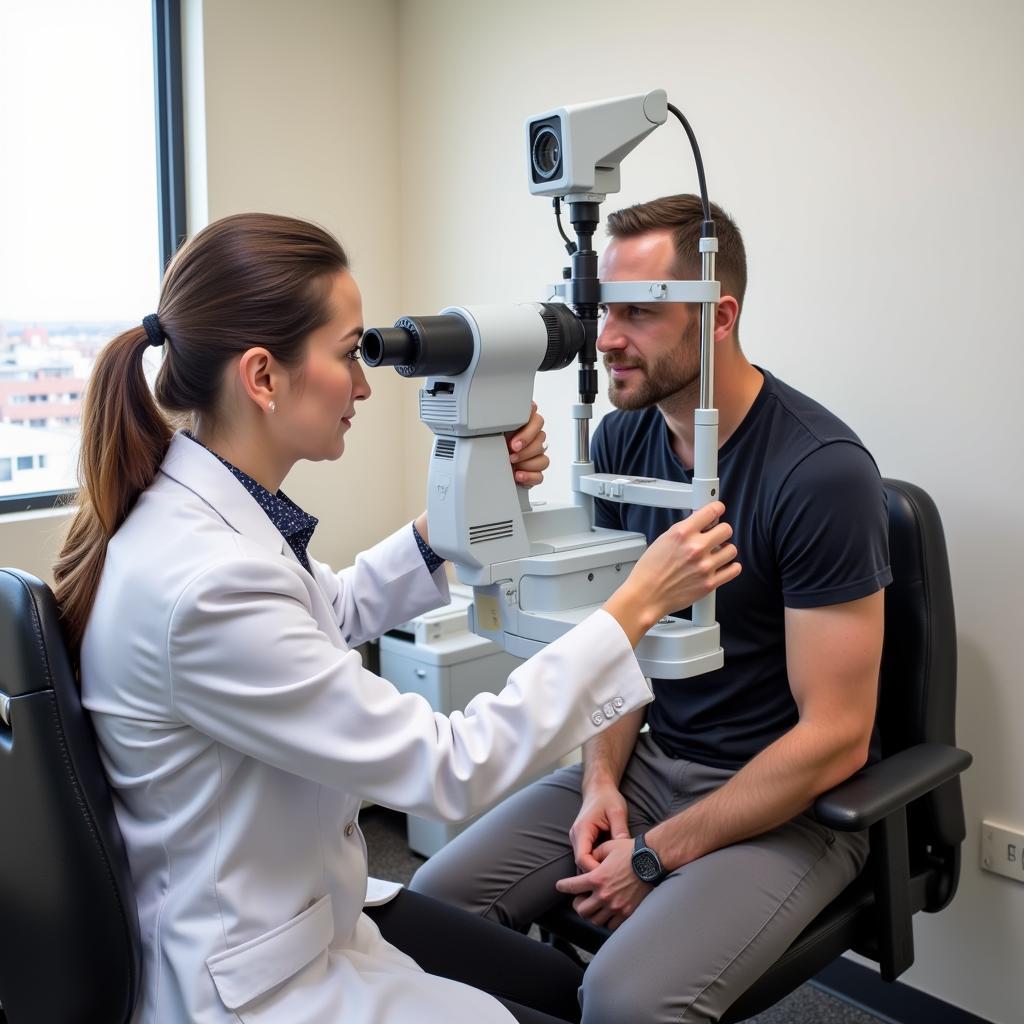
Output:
(631, 833), (667, 886)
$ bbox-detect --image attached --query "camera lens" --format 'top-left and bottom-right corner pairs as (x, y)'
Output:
(531, 126), (561, 180)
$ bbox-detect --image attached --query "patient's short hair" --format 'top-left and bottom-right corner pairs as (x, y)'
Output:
(606, 194), (747, 311)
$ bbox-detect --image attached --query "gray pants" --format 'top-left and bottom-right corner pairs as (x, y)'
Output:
(411, 733), (868, 1024)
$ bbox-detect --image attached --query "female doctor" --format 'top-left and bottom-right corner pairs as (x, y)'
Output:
(54, 213), (740, 1024)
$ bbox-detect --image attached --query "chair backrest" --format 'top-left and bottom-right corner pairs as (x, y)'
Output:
(877, 480), (965, 905)
(0, 568), (140, 1024)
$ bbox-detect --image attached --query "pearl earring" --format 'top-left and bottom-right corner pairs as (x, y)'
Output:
(268, 401), (276, 413)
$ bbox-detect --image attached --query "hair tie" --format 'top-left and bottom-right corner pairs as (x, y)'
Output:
(142, 314), (165, 348)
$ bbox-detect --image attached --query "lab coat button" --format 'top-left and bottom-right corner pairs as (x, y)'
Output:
(344, 822), (356, 837)
(591, 710), (604, 726)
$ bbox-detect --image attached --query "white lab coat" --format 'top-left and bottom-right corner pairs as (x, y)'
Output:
(80, 432), (651, 1024)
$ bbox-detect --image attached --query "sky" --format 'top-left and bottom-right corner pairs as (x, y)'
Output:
(0, 0), (161, 323)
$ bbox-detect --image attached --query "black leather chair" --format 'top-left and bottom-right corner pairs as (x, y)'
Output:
(536, 478), (973, 1021)
(0, 568), (141, 1024)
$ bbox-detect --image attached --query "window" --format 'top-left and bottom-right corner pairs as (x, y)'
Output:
(0, 0), (184, 513)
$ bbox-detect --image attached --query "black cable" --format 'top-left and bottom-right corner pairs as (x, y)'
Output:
(552, 198), (577, 255)
(666, 102), (711, 224)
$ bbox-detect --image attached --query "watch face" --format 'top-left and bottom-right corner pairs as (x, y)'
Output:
(633, 849), (661, 883)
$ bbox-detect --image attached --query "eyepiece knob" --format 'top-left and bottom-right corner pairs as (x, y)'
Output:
(361, 315), (474, 378)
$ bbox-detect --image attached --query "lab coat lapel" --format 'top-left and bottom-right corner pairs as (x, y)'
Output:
(158, 433), (341, 636)
(158, 431), (293, 562)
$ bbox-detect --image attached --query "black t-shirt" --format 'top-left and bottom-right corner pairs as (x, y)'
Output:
(592, 368), (891, 770)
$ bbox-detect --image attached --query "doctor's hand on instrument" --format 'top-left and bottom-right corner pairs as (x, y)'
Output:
(602, 500), (741, 648)
(507, 401), (549, 487)
(414, 402), (548, 547)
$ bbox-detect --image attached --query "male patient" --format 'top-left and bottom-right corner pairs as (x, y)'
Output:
(412, 195), (891, 1024)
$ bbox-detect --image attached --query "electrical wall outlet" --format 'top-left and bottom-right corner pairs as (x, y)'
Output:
(980, 820), (1024, 883)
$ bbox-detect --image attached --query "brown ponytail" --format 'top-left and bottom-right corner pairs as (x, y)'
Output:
(54, 328), (172, 652)
(54, 212), (348, 655)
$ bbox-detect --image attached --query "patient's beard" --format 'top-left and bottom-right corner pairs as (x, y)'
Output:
(606, 321), (700, 411)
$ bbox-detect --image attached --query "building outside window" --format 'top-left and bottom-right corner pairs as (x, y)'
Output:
(0, 1), (181, 507)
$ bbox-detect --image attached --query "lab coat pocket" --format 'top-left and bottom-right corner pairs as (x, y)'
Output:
(206, 894), (334, 1012)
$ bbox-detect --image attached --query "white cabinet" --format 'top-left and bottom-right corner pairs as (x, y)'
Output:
(378, 636), (524, 719)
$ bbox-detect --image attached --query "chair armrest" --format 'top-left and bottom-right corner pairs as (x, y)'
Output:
(813, 743), (972, 831)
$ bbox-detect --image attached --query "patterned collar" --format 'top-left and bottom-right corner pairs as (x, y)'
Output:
(183, 433), (318, 572)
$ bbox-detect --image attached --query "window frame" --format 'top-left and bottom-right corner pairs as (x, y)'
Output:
(0, 0), (186, 516)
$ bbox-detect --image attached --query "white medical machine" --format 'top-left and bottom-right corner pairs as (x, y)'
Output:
(363, 90), (723, 680)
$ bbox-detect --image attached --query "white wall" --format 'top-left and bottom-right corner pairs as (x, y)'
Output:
(395, 1), (1024, 1021)
(0, 508), (74, 583)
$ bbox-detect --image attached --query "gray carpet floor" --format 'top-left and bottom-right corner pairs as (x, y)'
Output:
(362, 805), (886, 1024)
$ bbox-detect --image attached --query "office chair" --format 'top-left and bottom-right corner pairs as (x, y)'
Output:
(536, 478), (973, 1022)
(0, 568), (141, 1024)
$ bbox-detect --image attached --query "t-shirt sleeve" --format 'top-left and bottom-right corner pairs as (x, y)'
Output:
(771, 441), (892, 609)
(590, 419), (624, 531)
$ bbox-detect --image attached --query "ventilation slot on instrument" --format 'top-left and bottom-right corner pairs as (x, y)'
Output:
(420, 395), (458, 423)
(433, 438), (456, 460)
(469, 520), (514, 544)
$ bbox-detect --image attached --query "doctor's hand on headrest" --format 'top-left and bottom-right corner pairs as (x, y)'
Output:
(506, 402), (549, 488)
(603, 501), (741, 648)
